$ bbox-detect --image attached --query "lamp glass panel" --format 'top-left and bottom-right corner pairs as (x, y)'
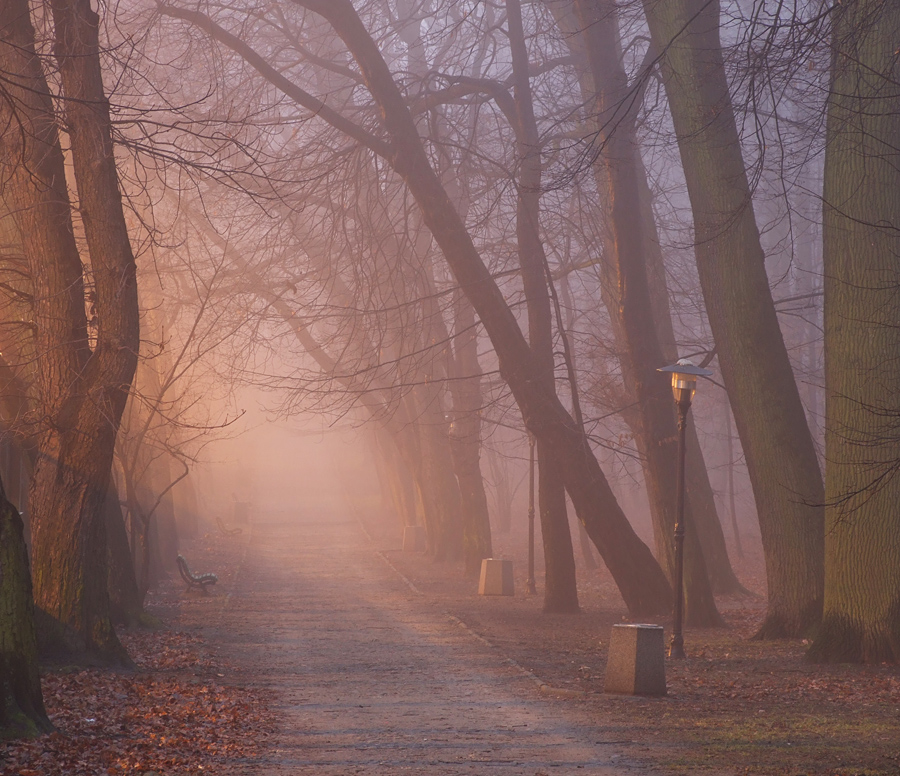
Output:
(671, 373), (697, 403)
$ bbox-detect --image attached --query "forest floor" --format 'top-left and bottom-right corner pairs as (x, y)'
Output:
(3, 506), (898, 776)
(1, 532), (274, 776)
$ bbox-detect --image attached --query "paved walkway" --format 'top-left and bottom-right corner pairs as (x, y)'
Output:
(200, 513), (651, 775)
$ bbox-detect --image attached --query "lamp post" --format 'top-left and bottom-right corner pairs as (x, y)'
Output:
(657, 358), (713, 659)
(525, 431), (537, 594)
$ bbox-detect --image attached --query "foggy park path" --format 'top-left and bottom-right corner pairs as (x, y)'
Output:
(186, 511), (652, 775)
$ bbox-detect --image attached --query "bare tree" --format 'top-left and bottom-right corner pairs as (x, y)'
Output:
(155, 0), (673, 613)
(0, 0), (140, 662)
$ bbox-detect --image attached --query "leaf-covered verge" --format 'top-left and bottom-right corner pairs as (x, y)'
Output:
(0, 561), (273, 775)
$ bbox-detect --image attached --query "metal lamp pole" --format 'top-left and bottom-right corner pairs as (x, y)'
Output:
(670, 394), (691, 659)
(526, 432), (537, 595)
(657, 358), (713, 659)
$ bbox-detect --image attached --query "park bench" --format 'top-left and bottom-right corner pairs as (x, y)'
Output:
(216, 516), (242, 536)
(176, 554), (218, 592)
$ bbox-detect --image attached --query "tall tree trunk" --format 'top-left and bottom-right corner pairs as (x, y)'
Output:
(809, 0), (900, 663)
(422, 7), (495, 579)
(104, 481), (142, 626)
(0, 478), (51, 739)
(0, 0), (140, 662)
(373, 427), (418, 528)
(724, 406), (744, 559)
(571, 0), (721, 625)
(641, 0), (824, 636)
(448, 293), (493, 575)
(638, 157), (745, 594)
(549, 0), (740, 603)
(409, 386), (464, 562)
(506, 0), (578, 612)
(557, 281), (599, 573)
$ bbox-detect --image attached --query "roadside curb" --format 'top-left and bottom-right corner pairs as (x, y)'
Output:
(355, 507), (589, 700)
(375, 550), (422, 595)
(444, 613), (589, 698)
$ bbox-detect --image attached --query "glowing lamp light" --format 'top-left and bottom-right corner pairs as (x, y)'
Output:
(657, 358), (713, 405)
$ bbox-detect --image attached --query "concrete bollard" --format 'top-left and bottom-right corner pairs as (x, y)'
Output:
(604, 623), (666, 696)
(478, 558), (514, 596)
(402, 525), (427, 552)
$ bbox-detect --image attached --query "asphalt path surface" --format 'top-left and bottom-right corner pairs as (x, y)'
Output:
(204, 513), (652, 775)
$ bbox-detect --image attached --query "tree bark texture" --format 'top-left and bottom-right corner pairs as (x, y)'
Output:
(0, 0), (140, 661)
(809, 0), (900, 663)
(0, 480), (51, 739)
(641, 0), (825, 636)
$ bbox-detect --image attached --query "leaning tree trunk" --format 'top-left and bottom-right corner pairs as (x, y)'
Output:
(548, 0), (738, 609)
(641, 0), (824, 637)
(637, 154), (746, 596)
(808, 0), (900, 664)
(571, 0), (722, 627)
(0, 479), (51, 739)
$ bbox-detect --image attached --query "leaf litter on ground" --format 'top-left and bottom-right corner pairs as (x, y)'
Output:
(1, 623), (273, 776)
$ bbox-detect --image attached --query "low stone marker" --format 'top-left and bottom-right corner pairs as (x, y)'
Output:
(604, 623), (666, 696)
(478, 558), (514, 596)
(402, 525), (427, 552)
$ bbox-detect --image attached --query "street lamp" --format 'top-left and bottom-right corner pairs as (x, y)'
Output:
(657, 358), (713, 659)
(525, 431), (537, 595)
